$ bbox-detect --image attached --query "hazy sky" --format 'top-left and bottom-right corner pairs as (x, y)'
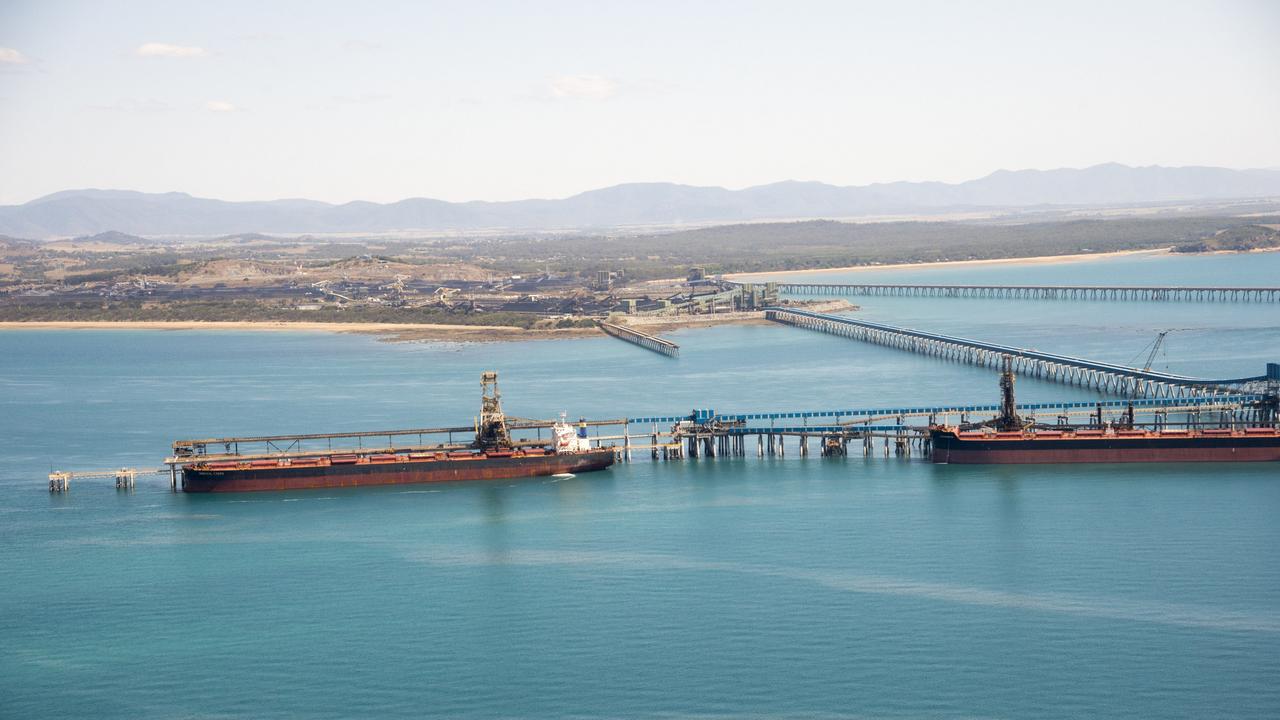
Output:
(1, 0), (1278, 205)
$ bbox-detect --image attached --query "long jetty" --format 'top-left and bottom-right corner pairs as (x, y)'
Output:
(766, 307), (1279, 398)
(598, 321), (680, 357)
(632, 393), (1272, 459)
(627, 394), (1265, 427)
(49, 392), (1275, 490)
(768, 282), (1280, 303)
(618, 393), (1272, 460)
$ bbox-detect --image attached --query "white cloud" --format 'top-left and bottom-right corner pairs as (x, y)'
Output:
(205, 100), (238, 113)
(0, 47), (29, 64)
(549, 74), (617, 100)
(135, 42), (207, 58)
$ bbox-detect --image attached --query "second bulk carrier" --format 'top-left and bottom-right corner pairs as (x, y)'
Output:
(930, 359), (1280, 464)
(175, 372), (614, 492)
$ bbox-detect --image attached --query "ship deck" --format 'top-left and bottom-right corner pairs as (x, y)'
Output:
(936, 426), (1280, 442)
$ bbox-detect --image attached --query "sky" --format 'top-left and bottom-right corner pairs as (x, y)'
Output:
(1, 0), (1278, 206)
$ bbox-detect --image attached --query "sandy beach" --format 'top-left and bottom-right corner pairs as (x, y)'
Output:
(0, 299), (855, 342)
(724, 247), (1174, 281)
(0, 320), (598, 343)
(0, 316), (774, 343)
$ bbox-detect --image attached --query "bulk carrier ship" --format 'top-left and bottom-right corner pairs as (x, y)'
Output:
(175, 372), (614, 492)
(930, 359), (1280, 464)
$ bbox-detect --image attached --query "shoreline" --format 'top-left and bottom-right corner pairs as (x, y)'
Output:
(0, 315), (770, 343)
(0, 320), (595, 343)
(4, 246), (1265, 341)
(724, 247), (1173, 280)
(0, 320), (523, 333)
(0, 300), (853, 342)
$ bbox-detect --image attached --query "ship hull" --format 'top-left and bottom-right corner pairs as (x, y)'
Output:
(931, 431), (1280, 464)
(181, 449), (615, 493)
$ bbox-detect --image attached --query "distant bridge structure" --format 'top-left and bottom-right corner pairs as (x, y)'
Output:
(764, 282), (1280, 303)
(765, 307), (1279, 399)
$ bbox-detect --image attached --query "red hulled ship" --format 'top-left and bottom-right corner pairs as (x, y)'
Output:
(930, 359), (1280, 464)
(177, 372), (614, 492)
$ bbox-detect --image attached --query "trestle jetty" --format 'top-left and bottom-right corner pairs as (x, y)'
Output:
(766, 307), (1280, 398)
(598, 321), (680, 357)
(768, 282), (1280, 303)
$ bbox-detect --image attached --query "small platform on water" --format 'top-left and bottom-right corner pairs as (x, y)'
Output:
(48, 467), (167, 492)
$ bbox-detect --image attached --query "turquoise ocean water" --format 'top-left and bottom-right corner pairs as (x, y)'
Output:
(2, 252), (1278, 718)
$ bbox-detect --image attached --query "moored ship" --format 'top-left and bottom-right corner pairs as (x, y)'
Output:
(176, 372), (614, 492)
(930, 359), (1280, 464)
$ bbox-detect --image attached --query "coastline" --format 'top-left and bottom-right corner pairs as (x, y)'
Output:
(0, 320), (595, 343)
(0, 300), (853, 342)
(8, 245), (1268, 341)
(724, 247), (1173, 281)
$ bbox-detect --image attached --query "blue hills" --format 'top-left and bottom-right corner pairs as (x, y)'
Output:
(4, 163), (1280, 238)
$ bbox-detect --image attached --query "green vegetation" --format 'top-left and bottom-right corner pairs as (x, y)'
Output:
(18, 215), (1279, 288)
(6, 214), (1279, 328)
(0, 300), (540, 328)
(65, 260), (194, 284)
(554, 317), (598, 329)
(434, 216), (1280, 280)
(1172, 225), (1280, 253)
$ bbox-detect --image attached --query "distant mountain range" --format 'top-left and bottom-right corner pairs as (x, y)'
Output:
(4, 163), (1280, 238)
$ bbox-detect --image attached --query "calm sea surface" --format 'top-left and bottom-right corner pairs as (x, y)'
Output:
(2, 252), (1278, 718)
